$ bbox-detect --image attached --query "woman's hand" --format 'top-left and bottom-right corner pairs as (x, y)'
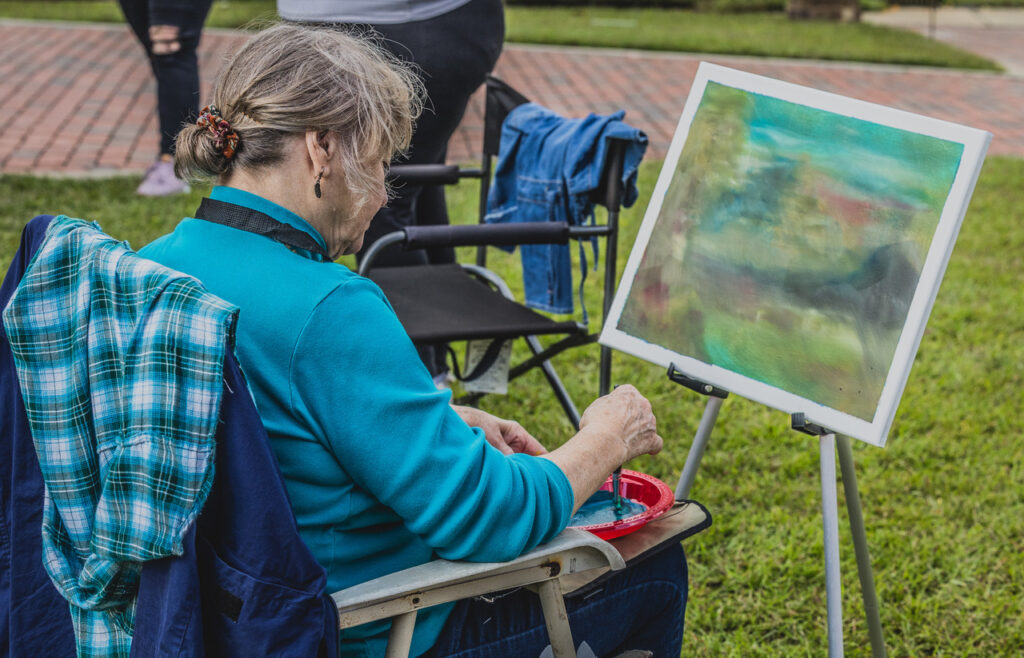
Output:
(542, 385), (663, 514)
(579, 384), (662, 462)
(453, 406), (547, 456)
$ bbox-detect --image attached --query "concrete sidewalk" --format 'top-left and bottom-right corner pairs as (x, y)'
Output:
(864, 7), (1024, 77)
(1, 18), (1022, 176)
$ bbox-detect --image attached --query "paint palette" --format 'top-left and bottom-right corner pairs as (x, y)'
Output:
(569, 469), (674, 540)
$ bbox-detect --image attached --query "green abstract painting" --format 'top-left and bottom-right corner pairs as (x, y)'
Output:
(617, 80), (965, 421)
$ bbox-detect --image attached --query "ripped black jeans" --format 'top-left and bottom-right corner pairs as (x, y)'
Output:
(118, 0), (213, 155)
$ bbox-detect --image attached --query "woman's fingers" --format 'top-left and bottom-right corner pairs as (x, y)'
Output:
(499, 419), (548, 455)
(452, 405), (548, 456)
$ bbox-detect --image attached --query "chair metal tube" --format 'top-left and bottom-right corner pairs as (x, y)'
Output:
(509, 333), (592, 380)
(598, 142), (626, 397)
(567, 225), (614, 238)
(476, 154), (493, 267)
(384, 610), (417, 658)
(525, 334), (582, 429)
(387, 163), (461, 186)
(358, 231), (408, 276)
(403, 222), (570, 250)
(537, 579), (577, 658)
(599, 207), (618, 398)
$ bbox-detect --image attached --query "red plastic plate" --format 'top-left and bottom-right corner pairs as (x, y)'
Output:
(569, 469), (675, 540)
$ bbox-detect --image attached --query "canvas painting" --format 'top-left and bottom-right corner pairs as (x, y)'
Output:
(601, 63), (990, 446)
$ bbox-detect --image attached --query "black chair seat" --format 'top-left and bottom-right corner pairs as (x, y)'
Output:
(368, 264), (584, 343)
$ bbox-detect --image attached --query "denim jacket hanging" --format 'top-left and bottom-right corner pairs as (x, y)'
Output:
(485, 103), (647, 315)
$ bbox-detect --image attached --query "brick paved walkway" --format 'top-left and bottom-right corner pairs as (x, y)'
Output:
(1, 19), (1022, 176)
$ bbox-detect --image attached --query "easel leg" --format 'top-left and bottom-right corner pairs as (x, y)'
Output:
(820, 434), (845, 658)
(674, 396), (724, 500)
(836, 436), (887, 658)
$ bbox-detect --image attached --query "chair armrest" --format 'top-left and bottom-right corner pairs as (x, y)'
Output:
(388, 164), (463, 186)
(332, 528), (624, 629)
(559, 500), (712, 596)
(358, 223), (572, 274)
(402, 222), (571, 249)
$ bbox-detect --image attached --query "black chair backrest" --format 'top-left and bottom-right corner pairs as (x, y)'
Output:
(476, 75), (531, 262)
(483, 75), (530, 158)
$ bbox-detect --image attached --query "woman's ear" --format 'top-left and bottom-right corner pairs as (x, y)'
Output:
(304, 130), (333, 176)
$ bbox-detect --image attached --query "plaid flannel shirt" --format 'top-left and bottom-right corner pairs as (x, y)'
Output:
(3, 217), (237, 657)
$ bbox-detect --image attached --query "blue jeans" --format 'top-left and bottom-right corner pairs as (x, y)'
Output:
(422, 543), (687, 658)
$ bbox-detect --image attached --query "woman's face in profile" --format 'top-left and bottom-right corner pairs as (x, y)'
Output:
(328, 155), (389, 257)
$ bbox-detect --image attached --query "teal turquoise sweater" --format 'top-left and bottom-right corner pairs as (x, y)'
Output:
(139, 187), (574, 657)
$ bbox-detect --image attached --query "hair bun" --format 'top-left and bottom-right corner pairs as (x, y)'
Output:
(196, 105), (240, 159)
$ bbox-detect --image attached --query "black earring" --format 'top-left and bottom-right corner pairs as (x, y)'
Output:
(314, 170), (323, 199)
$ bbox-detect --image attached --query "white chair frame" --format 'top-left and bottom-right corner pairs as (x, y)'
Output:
(333, 528), (624, 658)
(332, 501), (711, 658)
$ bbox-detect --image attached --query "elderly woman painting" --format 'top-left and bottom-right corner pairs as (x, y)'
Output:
(139, 24), (687, 657)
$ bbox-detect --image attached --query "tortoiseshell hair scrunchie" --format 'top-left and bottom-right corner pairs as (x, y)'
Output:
(196, 105), (240, 159)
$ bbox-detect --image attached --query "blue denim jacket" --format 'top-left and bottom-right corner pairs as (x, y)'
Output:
(485, 103), (647, 315)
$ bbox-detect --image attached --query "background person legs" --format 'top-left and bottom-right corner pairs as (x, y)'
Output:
(353, 0), (506, 380)
(119, 0), (214, 196)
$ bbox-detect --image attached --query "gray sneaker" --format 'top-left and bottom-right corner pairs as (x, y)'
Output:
(137, 159), (190, 196)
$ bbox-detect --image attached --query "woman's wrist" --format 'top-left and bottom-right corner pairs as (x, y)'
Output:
(541, 422), (630, 514)
(577, 421), (629, 467)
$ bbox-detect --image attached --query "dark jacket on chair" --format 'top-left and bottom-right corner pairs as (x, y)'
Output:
(1, 215), (339, 657)
(0, 215), (76, 658)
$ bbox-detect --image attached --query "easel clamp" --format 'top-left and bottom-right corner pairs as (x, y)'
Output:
(666, 364), (728, 399)
(791, 412), (833, 437)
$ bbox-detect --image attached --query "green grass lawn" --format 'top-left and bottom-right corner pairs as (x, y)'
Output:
(0, 1), (1000, 71)
(949, 0), (1024, 5)
(504, 7), (999, 69)
(2, 156), (1023, 654)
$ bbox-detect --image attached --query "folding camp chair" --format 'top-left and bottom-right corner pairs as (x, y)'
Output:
(359, 76), (630, 427)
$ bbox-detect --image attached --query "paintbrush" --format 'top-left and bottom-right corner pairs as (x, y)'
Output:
(611, 384), (624, 513)
(612, 467), (624, 513)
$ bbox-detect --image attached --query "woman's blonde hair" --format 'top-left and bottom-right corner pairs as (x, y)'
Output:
(175, 23), (423, 200)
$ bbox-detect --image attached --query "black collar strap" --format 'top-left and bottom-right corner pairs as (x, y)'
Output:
(193, 197), (332, 262)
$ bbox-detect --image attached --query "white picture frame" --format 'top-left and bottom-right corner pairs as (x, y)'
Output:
(600, 62), (991, 447)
